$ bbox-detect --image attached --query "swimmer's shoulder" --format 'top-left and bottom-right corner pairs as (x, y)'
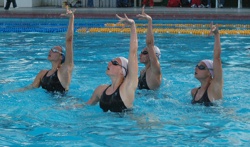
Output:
(38, 69), (49, 76)
(191, 87), (199, 97)
(34, 70), (49, 81)
(96, 84), (110, 92)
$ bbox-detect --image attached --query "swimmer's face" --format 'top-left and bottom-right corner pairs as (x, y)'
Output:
(139, 48), (149, 63)
(48, 46), (63, 62)
(106, 58), (123, 76)
(194, 62), (211, 78)
(141, 50), (148, 55)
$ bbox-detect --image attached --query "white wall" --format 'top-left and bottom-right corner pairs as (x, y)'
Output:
(41, 0), (64, 7)
(3, 0), (41, 7)
(0, 0), (4, 7)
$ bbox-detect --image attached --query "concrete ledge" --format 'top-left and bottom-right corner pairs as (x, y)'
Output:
(0, 7), (250, 20)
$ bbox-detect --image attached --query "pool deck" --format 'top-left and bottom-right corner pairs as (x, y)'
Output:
(0, 6), (250, 20)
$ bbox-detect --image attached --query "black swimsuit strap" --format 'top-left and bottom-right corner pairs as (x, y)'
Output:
(104, 84), (122, 95)
(103, 85), (111, 93)
(44, 69), (58, 78)
(44, 70), (49, 76)
(192, 86), (212, 106)
(193, 87), (201, 99)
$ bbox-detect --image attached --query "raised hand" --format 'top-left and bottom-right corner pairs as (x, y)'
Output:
(209, 22), (219, 36)
(136, 6), (152, 21)
(60, 6), (75, 18)
(116, 14), (135, 28)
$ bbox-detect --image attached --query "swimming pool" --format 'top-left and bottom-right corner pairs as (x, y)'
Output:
(0, 18), (249, 146)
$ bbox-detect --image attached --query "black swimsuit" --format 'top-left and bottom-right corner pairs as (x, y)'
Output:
(40, 70), (65, 93)
(99, 85), (127, 112)
(192, 87), (213, 106)
(138, 72), (150, 90)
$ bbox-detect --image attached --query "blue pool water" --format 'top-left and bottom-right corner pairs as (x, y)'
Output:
(0, 19), (250, 146)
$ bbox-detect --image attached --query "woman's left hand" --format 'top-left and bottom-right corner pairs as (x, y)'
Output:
(116, 14), (135, 28)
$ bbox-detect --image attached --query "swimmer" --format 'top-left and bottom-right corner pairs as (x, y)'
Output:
(86, 14), (138, 113)
(12, 6), (75, 93)
(191, 22), (223, 106)
(137, 7), (162, 90)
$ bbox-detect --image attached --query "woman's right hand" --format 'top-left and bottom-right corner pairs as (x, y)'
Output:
(136, 6), (152, 21)
(60, 5), (75, 18)
(209, 22), (219, 35)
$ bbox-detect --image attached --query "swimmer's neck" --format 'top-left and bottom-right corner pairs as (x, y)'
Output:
(51, 62), (60, 71)
(143, 64), (150, 72)
(199, 78), (211, 89)
(110, 79), (123, 91)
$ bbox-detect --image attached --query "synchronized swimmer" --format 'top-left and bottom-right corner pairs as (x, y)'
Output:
(11, 6), (75, 93)
(9, 6), (223, 111)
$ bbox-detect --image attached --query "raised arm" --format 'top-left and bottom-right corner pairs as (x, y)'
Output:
(58, 6), (75, 89)
(61, 6), (74, 67)
(116, 14), (138, 106)
(209, 22), (223, 100)
(137, 7), (160, 74)
(127, 18), (138, 86)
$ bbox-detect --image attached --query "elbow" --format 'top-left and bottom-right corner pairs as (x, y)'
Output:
(66, 38), (73, 43)
(146, 39), (154, 46)
(66, 34), (73, 42)
(214, 57), (221, 62)
(131, 47), (138, 54)
(86, 101), (92, 105)
(86, 100), (97, 106)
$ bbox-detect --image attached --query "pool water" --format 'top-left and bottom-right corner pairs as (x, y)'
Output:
(0, 19), (250, 146)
